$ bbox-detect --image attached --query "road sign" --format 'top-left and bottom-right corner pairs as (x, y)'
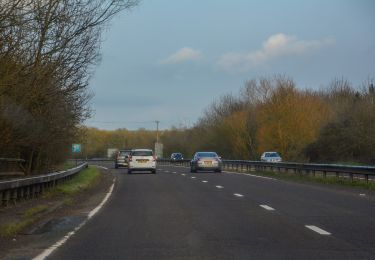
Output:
(72, 144), (81, 153)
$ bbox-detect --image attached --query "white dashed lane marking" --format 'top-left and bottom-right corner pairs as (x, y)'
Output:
(260, 205), (275, 211)
(202, 180), (208, 183)
(181, 174), (186, 176)
(233, 193), (244, 197)
(305, 225), (331, 235)
(191, 177), (196, 179)
(223, 171), (276, 180)
(215, 185), (224, 189)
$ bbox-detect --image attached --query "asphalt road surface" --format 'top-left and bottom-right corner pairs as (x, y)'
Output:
(48, 162), (375, 259)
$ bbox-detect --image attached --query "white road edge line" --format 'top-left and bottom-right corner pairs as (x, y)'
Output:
(260, 205), (275, 211)
(305, 225), (331, 235)
(215, 185), (224, 189)
(33, 178), (116, 260)
(234, 193), (244, 197)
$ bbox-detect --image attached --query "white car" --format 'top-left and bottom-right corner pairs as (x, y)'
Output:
(128, 149), (157, 174)
(260, 152), (282, 162)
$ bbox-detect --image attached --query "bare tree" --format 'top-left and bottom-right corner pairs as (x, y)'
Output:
(0, 0), (139, 173)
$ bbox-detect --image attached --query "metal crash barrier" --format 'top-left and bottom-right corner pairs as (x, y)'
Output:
(0, 163), (88, 207)
(157, 159), (375, 182)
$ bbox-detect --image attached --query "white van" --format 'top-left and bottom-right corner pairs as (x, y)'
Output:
(128, 149), (157, 174)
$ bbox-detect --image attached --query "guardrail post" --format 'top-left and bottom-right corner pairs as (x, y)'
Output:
(365, 174), (369, 183)
(18, 188), (24, 201)
(2, 190), (10, 207)
(10, 189), (18, 205)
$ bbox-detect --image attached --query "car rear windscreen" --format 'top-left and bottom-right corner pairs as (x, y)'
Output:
(197, 152), (217, 158)
(132, 150), (153, 156)
(120, 151), (130, 156)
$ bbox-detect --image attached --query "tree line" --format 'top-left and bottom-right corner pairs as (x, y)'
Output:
(0, 0), (138, 174)
(84, 75), (375, 165)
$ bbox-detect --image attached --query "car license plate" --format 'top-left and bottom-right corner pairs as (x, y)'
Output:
(137, 159), (148, 163)
(204, 161), (212, 165)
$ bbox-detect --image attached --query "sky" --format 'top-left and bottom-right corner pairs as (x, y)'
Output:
(85, 0), (375, 130)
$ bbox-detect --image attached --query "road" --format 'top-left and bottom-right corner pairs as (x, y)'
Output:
(47, 162), (375, 259)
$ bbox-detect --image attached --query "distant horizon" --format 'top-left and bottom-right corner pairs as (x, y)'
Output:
(84, 74), (374, 130)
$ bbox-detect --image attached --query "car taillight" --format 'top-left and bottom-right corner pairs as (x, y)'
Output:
(152, 155), (156, 161)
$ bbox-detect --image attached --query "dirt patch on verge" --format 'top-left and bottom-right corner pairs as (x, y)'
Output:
(0, 166), (115, 260)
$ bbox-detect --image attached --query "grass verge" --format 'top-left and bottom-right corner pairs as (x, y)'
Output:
(24, 205), (49, 218)
(0, 166), (100, 237)
(248, 170), (375, 190)
(47, 166), (100, 196)
(0, 218), (37, 237)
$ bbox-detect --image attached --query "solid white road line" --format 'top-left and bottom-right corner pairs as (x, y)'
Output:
(305, 225), (331, 235)
(202, 180), (208, 183)
(33, 179), (116, 260)
(260, 205), (275, 211)
(215, 185), (224, 189)
(233, 193), (244, 197)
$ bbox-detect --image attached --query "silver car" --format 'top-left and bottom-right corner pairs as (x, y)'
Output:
(190, 152), (222, 173)
(115, 149), (131, 168)
(260, 152), (282, 162)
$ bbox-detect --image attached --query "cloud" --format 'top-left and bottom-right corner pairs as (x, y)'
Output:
(217, 33), (335, 72)
(160, 47), (201, 64)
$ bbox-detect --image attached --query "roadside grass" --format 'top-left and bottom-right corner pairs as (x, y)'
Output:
(46, 166), (100, 196)
(0, 205), (49, 237)
(63, 162), (75, 170)
(0, 166), (100, 237)
(24, 205), (49, 218)
(0, 218), (36, 237)
(249, 170), (375, 190)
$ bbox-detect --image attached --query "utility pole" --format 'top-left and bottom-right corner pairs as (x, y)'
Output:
(155, 120), (160, 143)
(154, 120), (163, 158)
